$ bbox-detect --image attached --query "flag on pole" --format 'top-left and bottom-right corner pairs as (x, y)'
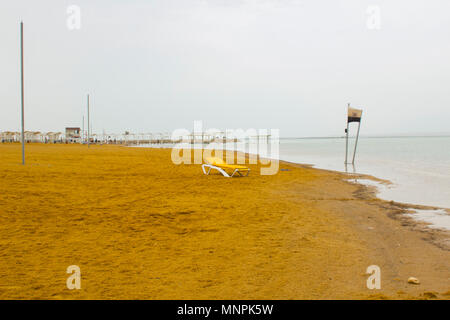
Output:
(348, 107), (362, 123)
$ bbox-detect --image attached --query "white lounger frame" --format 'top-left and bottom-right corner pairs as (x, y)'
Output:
(202, 164), (250, 178)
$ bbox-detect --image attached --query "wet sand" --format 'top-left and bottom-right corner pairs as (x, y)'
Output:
(0, 143), (448, 299)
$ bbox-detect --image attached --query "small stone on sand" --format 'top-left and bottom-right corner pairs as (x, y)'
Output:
(408, 277), (420, 284)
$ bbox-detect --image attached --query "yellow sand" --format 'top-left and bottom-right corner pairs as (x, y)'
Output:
(0, 143), (448, 299)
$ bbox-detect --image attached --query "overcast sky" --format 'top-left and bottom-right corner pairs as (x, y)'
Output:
(1, 0), (449, 137)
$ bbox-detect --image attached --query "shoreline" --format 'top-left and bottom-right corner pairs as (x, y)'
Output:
(135, 143), (450, 233)
(278, 160), (450, 235)
(0, 143), (448, 299)
(281, 159), (450, 250)
(132, 143), (450, 292)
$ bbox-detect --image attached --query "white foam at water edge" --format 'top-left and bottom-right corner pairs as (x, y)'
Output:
(348, 178), (392, 193)
(406, 209), (450, 231)
(280, 137), (450, 209)
(348, 179), (450, 231)
(347, 178), (396, 202)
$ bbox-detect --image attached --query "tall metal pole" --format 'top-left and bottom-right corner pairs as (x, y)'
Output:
(20, 22), (25, 165)
(87, 94), (90, 148)
(345, 103), (349, 164)
(82, 116), (85, 143)
(352, 113), (362, 165)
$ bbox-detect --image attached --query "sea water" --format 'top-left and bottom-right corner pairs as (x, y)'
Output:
(139, 136), (450, 229)
(279, 136), (450, 209)
(279, 136), (450, 231)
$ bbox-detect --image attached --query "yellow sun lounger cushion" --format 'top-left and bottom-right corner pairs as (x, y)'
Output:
(202, 157), (250, 177)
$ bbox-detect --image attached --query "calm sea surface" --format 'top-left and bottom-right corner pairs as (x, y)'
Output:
(141, 136), (450, 208)
(278, 136), (450, 209)
(139, 136), (450, 229)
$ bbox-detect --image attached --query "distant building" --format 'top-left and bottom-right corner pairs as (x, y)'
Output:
(65, 127), (81, 143)
(46, 132), (62, 143)
(24, 131), (43, 143)
(1, 131), (19, 142)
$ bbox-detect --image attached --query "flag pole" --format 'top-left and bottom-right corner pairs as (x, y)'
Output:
(345, 103), (349, 164)
(20, 21), (25, 165)
(352, 112), (362, 164)
(82, 115), (84, 143)
(87, 94), (90, 148)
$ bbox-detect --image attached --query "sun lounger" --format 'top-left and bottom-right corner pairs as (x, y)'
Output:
(202, 157), (250, 177)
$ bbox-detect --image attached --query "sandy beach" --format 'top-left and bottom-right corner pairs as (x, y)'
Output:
(0, 143), (449, 299)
